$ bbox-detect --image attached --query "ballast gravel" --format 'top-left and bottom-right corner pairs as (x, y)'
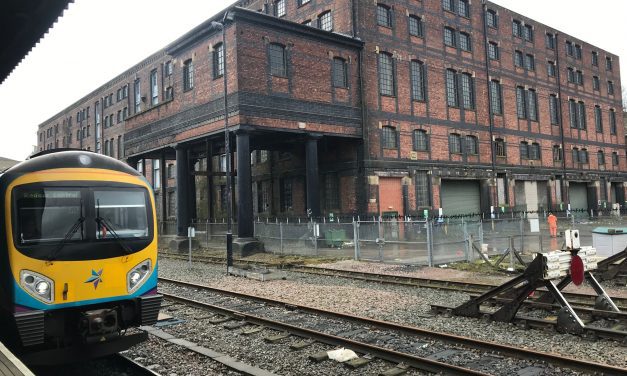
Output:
(130, 256), (626, 375)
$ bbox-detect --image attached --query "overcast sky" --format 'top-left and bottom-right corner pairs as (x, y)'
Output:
(0, 0), (625, 161)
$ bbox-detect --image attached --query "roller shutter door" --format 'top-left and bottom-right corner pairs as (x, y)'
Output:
(569, 182), (588, 210)
(441, 180), (480, 216)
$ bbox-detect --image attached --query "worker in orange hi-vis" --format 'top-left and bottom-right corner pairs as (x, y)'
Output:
(547, 212), (558, 238)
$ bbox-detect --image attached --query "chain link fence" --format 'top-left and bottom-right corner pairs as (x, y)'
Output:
(159, 209), (627, 265)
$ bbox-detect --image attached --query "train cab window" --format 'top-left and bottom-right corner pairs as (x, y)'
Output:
(17, 189), (83, 244)
(94, 189), (149, 239)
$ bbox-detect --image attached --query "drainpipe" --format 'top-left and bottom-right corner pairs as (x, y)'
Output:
(554, 33), (569, 205)
(481, 1), (497, 212)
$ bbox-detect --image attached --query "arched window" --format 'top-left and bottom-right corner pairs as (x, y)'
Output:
(376, 4), (392, 27)
(382, 126), (397, 149)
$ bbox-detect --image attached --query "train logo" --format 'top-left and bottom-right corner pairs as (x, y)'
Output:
(85, 269), (104, 289)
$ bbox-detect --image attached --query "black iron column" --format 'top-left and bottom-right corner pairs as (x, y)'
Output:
(306, 136), (321, 218)
(236, 130), (253, 238)
(175, 145), (190, 237)
(160, 152), (167, 220)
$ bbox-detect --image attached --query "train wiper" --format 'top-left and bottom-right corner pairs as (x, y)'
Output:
(46, 217), (84, 262)
(95, 200), (133, 255)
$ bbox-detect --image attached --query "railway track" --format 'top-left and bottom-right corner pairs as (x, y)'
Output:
(159, 252), (627, 312)
(113, 353), (162, 376)
(158, 277), (626, 375)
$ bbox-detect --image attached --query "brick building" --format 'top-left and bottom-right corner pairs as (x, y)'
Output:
(37, 1), (624, 242)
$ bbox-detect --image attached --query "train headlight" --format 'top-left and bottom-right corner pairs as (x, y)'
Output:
(20, 270), (54, 303)
(127, 259), (151, 293)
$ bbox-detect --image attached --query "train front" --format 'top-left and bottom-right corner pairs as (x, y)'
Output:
(0, 151), (161, 365)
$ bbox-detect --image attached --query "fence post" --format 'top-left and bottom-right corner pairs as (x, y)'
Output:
(206, 221), (209, 246)
(279, 222), (283, 255)
(427, 219), (433, 267)
(314, 220), (318, 256)
(353, 220), (360, 260)
(519, 215), (524, 254)
(463, 222), (469, 261)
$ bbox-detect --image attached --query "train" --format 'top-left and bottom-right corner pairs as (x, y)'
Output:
(0, 150), (161, 365)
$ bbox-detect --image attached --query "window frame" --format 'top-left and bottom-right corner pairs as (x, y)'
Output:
(378, 52), (395, 96)
(409, 15), (423, 37)
(318, 11), (333, 31)
(183, 59), (194, 91)
(413, 129), (429, 151)
(332, 57), (348, 88)
(376, 4), (392, 28)
(449, 133), (462, 154)
(268, 43), (287, 77)
(486, 9), (497, 28)
(410, 60), (426, 101)
(465, 135), (478, 155)
(444, 27), (456, 47)
(488, 41), (499, 60)
(445, 69), (458, 107)
(382, 126), (397, 149)
(150, 69), (159, 106)
(213, 43), (225, 79)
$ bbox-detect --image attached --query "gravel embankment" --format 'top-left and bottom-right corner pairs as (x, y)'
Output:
(155, 257), (627, 370)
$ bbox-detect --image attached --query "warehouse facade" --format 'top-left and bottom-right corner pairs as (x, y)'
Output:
(37, 0), (624, 239)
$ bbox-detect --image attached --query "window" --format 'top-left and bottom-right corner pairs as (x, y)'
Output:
(495, 138), (505, 157)
(545, 33), (555, 49)
(117, 110), (121, 123)
(382, 126), (397, 148)
(183, 59), (194, 91)
(612, 152), (619, 166)
(575, 70), (583, 85)
(461, 73), (474, 110)
(165, 86), (173, 101)
(514, 50), (523, 67)
(574, 44), (582, 59)
(117, 136), (122, 159)
(553, 145), (562, 162)
(409, 15), (423, 37)
(527, 89), (537, 121)
(95, 101), (101, 126)
(445, 69), (458, 107)
(324, 174), (339, 210)
(134, 78), (141, 114)
(415, 171), (430, 207)
(569, 100), (577, 128)
(549, 94), (559, 125)
(489, 80), (502, 115)
(607, 81), (614, 95)
(593, 76), (600, 90)
(444, 27), (456, 47)
(486, 9), (497, 28)
(280, 178), (292, 211)
(449, 133), (461, 153)
(591, 51), (598, 66)
(302, 19), (312, 26)
(547, 61), (556, 77)
(516, 86), (526, 119)
(410, 60), (425, 101)
(298, 0), (310, 5)
(165, 61), (172, 76)
(332, 57), (348, 88)
(274, 0), (285, 17)
(413, 129), (428, 151)
(579, 149), (588, 164)
(465, 135), (478, 155)
(595, 105), (603, 132)
(605, 56), (612, 71)
(512, 20), (521, 37)
(524, 54), (535, 71)
(318, 11), (332, 31)
(566, 41), (573, 56)
(572, 148), (579, 164)
(520, 141), (529, 159)
(523, 24), (533, 42)
(213, 43), (224, 78)
(609, 109), (616, 134)
(457, 0), (469, 17)
(567, 67), (575, 83)
(488, 42), (499, 60)
(443, 0), (454, 12)
(577, 101), (586, 129)
(459, 32), (471, 51)
(529, 142), (540, 160)
(123, 84), (128, 98)
(269, 43), (287, 77)
(598, 150), (605, 165)
(378, 52), (395, 96)
(153, 163), (164, 185)
(376, 4), (392, 27)
(150, 69), (158, 106)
